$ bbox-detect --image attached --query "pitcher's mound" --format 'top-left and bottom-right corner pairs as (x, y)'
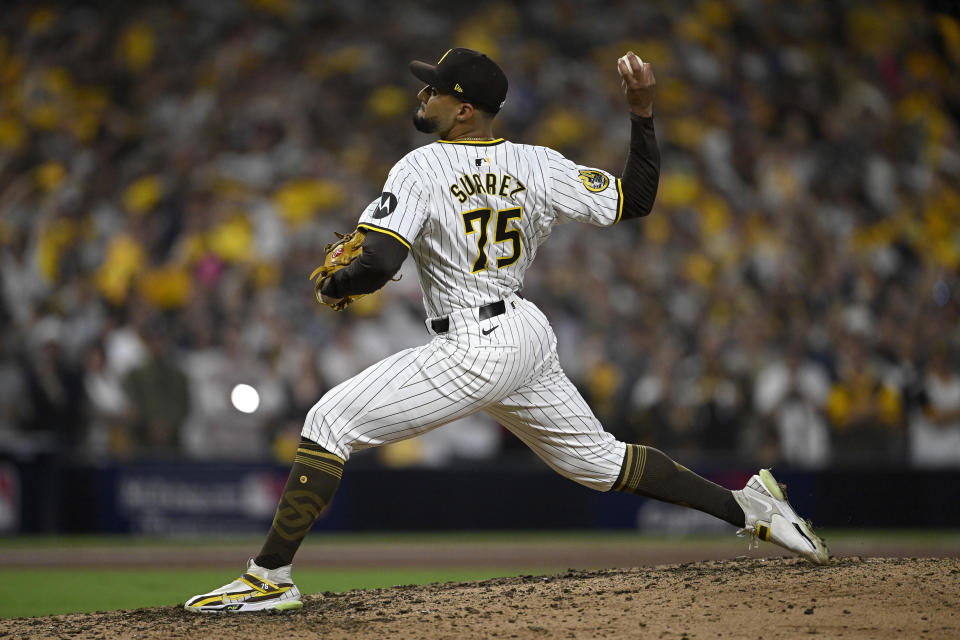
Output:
(8, 557), (959, 639)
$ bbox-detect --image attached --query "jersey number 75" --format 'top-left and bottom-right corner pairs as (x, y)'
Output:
(461, 207), (523, 273)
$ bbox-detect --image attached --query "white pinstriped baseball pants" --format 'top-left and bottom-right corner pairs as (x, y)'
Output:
(302, 293), (627, 490)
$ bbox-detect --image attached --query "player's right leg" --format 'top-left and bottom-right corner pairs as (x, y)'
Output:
(487, 299), (827, 564)
(489, 379), (828, 563)
(614, 443), (828, 564)
(487, 365), (743, 525)
(733, 469), (829, 565)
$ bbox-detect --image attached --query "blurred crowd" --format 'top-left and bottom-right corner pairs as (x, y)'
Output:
(1, 0), (959, 470)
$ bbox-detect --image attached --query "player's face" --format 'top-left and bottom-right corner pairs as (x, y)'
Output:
(413, 85), (458, 136)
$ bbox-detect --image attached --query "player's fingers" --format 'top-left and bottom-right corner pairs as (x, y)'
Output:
(639, 62), (655, 87)
(619, 52), (640, 74)
(618, 60), (641, 91)
(626, 52), (644, 78)
(617, 52), (640, 76)
(618, 52), (650, 89)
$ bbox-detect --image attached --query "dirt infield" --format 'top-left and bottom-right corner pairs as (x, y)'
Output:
(6, 556), (958, 639)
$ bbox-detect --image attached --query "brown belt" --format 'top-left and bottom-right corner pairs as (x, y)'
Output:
(430, 300), (506, 334)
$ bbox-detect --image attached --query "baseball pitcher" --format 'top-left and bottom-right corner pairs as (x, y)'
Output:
(185, 48), (828, 613)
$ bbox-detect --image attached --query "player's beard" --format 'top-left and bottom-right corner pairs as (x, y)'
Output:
(412, 111), (440, 134)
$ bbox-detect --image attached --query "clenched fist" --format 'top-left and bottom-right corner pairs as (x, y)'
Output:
(617, 52), (655, 118)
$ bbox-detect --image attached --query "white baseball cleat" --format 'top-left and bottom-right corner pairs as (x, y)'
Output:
(733, 469), (829, 565)
(184, 559), (303, 612)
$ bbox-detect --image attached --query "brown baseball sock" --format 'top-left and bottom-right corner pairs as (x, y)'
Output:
(254, 438), (344, 569)
(613, 445), (745, 527)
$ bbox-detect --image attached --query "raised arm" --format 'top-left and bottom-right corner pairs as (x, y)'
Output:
(617, 52), (660, 220)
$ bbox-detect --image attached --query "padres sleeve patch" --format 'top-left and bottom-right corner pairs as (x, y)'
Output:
(577, 169), (610, 192)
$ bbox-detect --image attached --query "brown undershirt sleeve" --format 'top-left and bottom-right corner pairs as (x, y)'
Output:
(618, 114), (660, 220)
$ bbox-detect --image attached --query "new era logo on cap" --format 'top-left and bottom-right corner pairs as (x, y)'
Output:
(410, 48), (508, 113)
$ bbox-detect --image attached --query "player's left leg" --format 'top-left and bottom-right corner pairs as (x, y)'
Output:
(187, 317), (535, 612)
(183, 437), (339, 613)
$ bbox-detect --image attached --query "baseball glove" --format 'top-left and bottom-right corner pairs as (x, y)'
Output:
(309, 229), (367, 311)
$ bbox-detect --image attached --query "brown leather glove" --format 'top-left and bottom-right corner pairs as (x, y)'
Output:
(309, 229), (367, 311)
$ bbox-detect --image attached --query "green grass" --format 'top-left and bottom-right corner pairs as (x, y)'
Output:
(0, 567), (544, 620)
(3, 529), (957, 619)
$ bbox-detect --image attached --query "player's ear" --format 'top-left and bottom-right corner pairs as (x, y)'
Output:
(456, 102), (475, 122)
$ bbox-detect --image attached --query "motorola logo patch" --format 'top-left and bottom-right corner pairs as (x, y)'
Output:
(371, 192), (398, 219)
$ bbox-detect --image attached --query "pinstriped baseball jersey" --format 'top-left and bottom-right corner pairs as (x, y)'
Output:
(302, 136), (630, 492)
(303, 292), (626, 490)
(356, 138), (623, 318)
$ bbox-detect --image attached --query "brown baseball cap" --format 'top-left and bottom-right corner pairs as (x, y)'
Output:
(410, 48), (508, 113)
